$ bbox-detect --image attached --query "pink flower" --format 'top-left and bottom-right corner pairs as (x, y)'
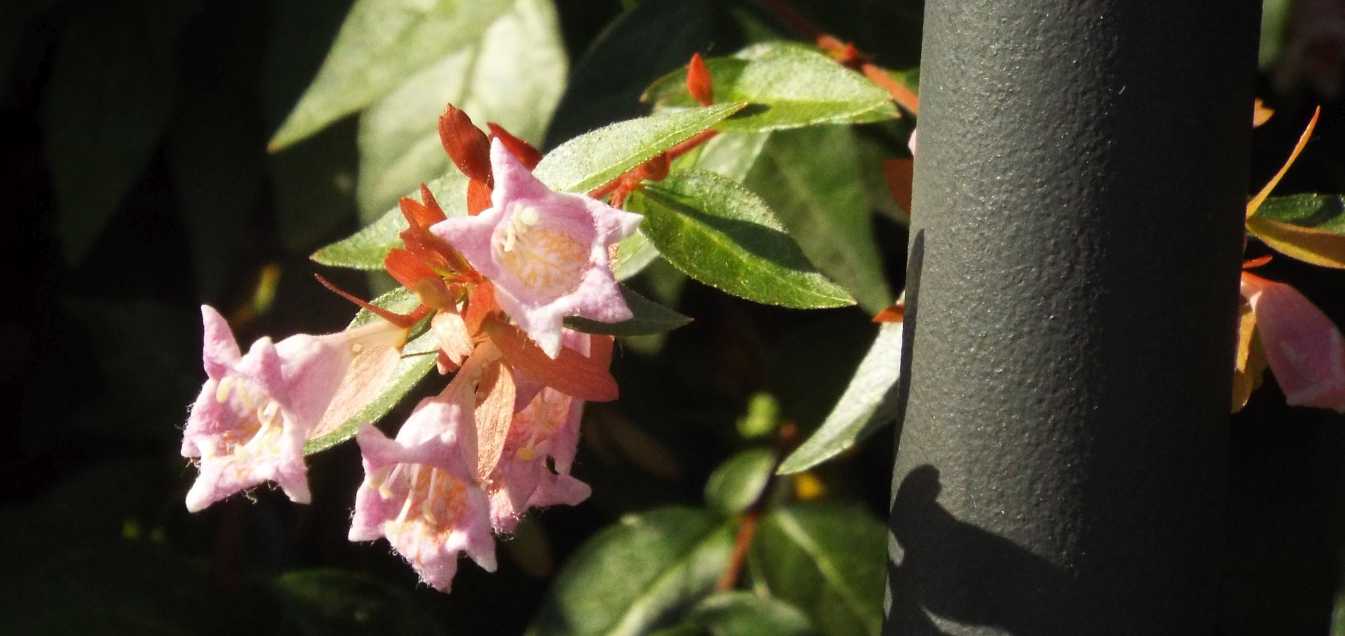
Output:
(430, 139), (643, 358)
(182, 306), (399, 512)
(1242, 273), (1345, 411)
(349, 372), (496, 592)
(486, 331), (600, 533)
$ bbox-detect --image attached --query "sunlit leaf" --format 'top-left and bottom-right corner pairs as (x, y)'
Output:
(565, 285), (692, 337)
(779, 322), (902, 474)
(355, 0), (566, 217)
(269, 0), (514, 150)
(704, 448), (777, 515)
(1247, 193), (1345, 269)
(304, 288), (438, 454)
(530, 507), (735, 636)
(310, 173), (468, 269)
(534, 103), (746, 193)
(630, 170), (856, 309)
(748, 504), (885, 636)
(642, 42), (897, 131)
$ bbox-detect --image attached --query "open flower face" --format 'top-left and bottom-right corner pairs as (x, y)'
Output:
(349, 380), (496, 593)
(431, 139), (643, 358)
(182, 306), (398, 512)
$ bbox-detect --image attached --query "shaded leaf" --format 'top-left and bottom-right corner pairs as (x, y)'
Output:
(304, 288), (439, 454)
(269, 0), (514, 150)
(311, 173), (468, 269)
(779, 322), (902, 474)
(642, 42), (897, 132)
(43, 1), (185, 263)
(269, 119), (362, 253)
(745, 126), (891, 313)
(543, 0), (729, 149)
(613, 229), (661, 281)
(530, 507), (735, 636)
(681, 592), (816, 636)
(1247, 193), (1345, 269)
(704, 448), (777, 515)
(355, 0), (566, 217)
(565, 285), (692, 337)
(748, 503), (885, 636)
(630, 170), (855, 309)
(534, 103), (746, 193)
(273, 569), (440, 636)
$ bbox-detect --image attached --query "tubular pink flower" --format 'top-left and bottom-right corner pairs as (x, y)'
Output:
(1242, 274), (1345, 411)
(430, 138), (643, 358)
(349, 373), (496, 593)
(182, 306), (398, 512)
(487, 331), (596, 533)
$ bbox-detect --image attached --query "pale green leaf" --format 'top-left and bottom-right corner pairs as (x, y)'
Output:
(704, 448), (777, 515)
(530, 507), (735, 636)
(641, 42), (897, 132)
(311, 173), (468, 270)
(533, 103), (746, 193)
(269, 0), (514, 150)
(355, 0), (566, 218)
(749, 504), (886, 636)
(778, 322), (902, 475)
(630, 170), (856, 309)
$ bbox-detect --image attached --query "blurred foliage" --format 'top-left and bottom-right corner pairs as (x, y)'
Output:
(5, 0), (1345, 634)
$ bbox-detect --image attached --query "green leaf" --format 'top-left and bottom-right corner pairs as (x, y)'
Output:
(1247, 193), (1345, 269)
(272, 569), (441, 635)
(704, 448), (777, 515)
(530, 507), (735, 636)
(745, 127), (891, 313)
(613, 229), (661, 281)
(748, 504), (886, 636)
(778, 322), (902, 475)
(311, 172), (468, 269)
(682, 593), (816, 636)
(565, 285), (692, 337)
(534, 103), (746, 193)
(43, 1), (185, 263)
(355, 0), (566, 217)
(269, 0), (515, 150)
(304, 288), (439, 454)
(642, 42), (897, 132)
(630, 170), (855, 309)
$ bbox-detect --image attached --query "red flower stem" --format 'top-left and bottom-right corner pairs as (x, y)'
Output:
(668, 129), (718, 160)
(716, 511), (760, 591)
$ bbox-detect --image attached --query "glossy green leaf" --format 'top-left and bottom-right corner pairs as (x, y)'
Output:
(533, 103), (746, 193)
(704, 448), (777, 515)
(748, 504), (886, 636)
(679, 593), (817, 636)
(1247, 193), (1345, 269)
(530, 507), (734, 636)
(746, 127), (891, 313)
(641, 42), (897, 132)
(630, 170), (856, 309)
(43, 2), (185, 263)
(779, 322), (902, 475)
(565, 285), (692, 337)
(311, 172), (468, 269)
(355, 0), (566, 217)
(269, 0), (514, 150)
(304, 288), (438, 454)
(273, 569), (441, 635)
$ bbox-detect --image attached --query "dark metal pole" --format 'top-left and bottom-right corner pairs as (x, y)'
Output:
(886, 2), (1258, 634)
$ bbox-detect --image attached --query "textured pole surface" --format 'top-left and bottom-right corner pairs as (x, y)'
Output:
(886, 2), (1258, 633)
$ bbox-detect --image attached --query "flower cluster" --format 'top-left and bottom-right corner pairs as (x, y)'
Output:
(181, 106), (642, 592)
